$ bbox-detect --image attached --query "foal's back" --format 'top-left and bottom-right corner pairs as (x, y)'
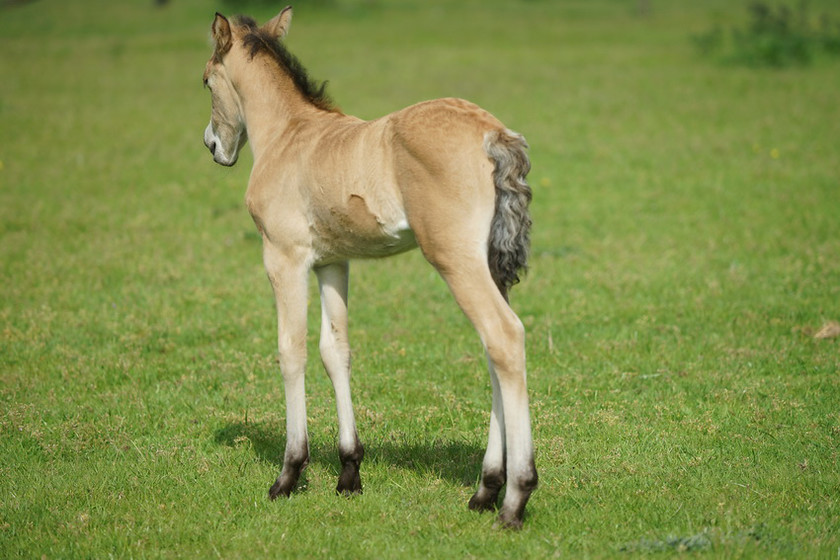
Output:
(259, 97), (504, 264)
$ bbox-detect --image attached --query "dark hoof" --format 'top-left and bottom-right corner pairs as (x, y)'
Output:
(336, 484), (362, 497)
(269, 454), (309, 500)
(495, 504), (525, 530)
(468, 491), (498, 512)
(494, 514), (524, 531)
(336, 462), (362, 496)
(268, 478), (293, 500)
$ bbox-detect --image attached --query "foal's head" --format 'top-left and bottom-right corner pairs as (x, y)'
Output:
(202, 7), (293, 166)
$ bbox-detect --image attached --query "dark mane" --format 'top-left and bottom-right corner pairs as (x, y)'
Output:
(236, 16), (335, 112)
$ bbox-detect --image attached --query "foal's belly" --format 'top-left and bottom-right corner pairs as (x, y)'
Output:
(310, 194), (417, 262)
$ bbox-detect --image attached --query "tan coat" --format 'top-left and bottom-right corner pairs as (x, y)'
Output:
(203, 7), (536, 528)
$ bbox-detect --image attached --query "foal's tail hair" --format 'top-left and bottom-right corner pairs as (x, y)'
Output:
(484, 128), (532, 300)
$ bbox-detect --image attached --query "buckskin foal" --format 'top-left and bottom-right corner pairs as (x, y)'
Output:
(202, 6), (537, 528)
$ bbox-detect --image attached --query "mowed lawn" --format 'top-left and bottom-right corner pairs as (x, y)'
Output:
(1, 0), (839, 557)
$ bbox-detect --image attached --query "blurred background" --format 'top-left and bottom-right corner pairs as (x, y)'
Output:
(2, 0), (839, 556)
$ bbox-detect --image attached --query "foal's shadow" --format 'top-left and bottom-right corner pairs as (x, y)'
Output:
(214, 421), (483, 487)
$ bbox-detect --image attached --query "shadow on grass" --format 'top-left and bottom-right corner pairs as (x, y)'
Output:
(214, 421), (484, 487)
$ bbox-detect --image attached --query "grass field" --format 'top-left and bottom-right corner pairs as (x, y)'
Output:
(2, 0), (839, 557)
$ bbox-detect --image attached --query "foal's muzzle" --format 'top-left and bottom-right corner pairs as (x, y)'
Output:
(204, 123), (238, 167)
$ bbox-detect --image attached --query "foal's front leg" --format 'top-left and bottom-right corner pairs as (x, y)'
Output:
(263, 244), (312, 500)
(315, 262), (364, 495)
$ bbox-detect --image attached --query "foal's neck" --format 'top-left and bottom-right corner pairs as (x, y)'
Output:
(237, 55), (328, 160)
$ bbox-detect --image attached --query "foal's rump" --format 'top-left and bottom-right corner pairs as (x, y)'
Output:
(390, 98), (532, 296)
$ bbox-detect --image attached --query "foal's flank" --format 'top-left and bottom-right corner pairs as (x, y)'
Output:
(202, 6), (536, 528)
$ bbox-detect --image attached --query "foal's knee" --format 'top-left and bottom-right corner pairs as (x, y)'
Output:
(278, 335), (307, 378)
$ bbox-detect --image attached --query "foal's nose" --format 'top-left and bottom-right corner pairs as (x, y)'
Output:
(204, 123), (218, 156)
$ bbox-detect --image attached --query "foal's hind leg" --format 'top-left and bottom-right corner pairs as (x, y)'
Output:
(468, 364), (505, 512)
(315, 262), (364, 495)
(435, 258), (537, 528)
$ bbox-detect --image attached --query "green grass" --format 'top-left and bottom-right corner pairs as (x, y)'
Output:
(2, 0), (839, 557)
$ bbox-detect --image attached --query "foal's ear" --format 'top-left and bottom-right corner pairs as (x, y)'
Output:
(211, 13), (232, 55)
(263, 5), (293, 39)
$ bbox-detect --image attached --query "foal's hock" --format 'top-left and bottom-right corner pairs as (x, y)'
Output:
(202, 6), (537, 528)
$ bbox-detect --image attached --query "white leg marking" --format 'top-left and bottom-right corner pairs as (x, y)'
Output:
(316, 261), (363, 494)
(264, 244), (312, 497)
(315, 262), (359, 454)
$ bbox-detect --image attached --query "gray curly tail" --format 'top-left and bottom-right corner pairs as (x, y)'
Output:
(484, 128), (532, 301)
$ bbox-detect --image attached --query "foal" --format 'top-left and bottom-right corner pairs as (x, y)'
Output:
(202, 7), (537, 528)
